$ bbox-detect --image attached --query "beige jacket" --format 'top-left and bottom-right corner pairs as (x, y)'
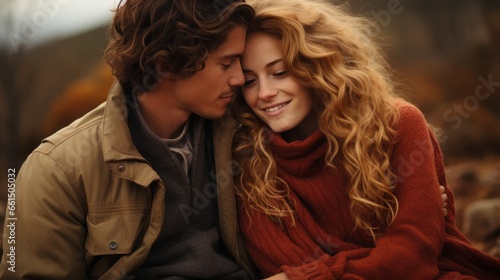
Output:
(0, 83), (255, 279)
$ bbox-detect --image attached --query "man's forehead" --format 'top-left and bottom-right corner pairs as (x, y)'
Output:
(210, 25), (247, 57)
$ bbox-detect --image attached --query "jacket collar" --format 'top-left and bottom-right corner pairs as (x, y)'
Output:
(102, 81), (159, 187)
(211, 114), (258, 279)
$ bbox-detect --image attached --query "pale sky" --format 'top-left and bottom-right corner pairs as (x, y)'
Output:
(3, 0), (117, 48)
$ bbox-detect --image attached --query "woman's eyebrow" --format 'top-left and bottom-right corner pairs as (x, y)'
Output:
(242, 58), (282, 73)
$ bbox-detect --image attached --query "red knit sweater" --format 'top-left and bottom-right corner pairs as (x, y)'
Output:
(238, 101), (500, 280)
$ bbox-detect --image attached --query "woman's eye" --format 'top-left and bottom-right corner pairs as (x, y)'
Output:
(221, 64), (231, 69)
(274, 70), (287, 77)
(242, 79), (256, 88)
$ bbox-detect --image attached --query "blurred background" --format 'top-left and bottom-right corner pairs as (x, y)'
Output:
(1, 0), (499, 258)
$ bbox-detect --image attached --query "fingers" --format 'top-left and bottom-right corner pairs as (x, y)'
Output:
(440, 185), (448, 217)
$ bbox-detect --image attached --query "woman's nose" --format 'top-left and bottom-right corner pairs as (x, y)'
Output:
(258, 81), (278, 100)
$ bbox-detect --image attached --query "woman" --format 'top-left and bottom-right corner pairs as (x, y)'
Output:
(231, 0), (500, 279)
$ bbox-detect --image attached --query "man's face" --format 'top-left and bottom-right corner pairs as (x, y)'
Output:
(161, 25), (247, 120)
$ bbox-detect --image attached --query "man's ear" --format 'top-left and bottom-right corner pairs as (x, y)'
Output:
(155, 62), (170, 81)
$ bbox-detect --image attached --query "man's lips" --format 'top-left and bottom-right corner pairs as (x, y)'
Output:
(220, 89), (234, 99)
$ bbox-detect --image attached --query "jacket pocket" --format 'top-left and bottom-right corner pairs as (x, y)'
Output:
(85, 204), (148, 256)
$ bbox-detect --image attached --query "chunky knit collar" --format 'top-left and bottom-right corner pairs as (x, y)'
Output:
(271, 130), (328, 177)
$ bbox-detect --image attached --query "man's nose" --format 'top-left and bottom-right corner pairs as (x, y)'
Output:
(228, 60), (245, 87)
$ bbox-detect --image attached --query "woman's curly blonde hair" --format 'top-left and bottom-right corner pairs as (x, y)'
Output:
(232, 0), (402, 242)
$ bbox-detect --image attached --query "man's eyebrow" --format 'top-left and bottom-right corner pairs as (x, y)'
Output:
(220, 53), (243, 59)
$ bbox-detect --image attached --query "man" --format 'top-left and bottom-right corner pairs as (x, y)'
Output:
(0, 0), (256, 279)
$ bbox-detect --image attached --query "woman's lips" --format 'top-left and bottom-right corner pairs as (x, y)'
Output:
(263, 101), (290, 116)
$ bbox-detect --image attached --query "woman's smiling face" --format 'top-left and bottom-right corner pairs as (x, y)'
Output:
(241, 32), (317, 141)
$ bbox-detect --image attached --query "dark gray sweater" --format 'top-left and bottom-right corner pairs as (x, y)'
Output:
(127, 101), (249, 280)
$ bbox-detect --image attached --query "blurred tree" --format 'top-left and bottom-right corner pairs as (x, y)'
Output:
(350, 0), (500, 160)
(40, 63), (114, 137)
(0, 0), (32, 190)
(1, 2), (109, 166)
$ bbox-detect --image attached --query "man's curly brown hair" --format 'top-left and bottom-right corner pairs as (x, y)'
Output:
(105, 0), (254, 93)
